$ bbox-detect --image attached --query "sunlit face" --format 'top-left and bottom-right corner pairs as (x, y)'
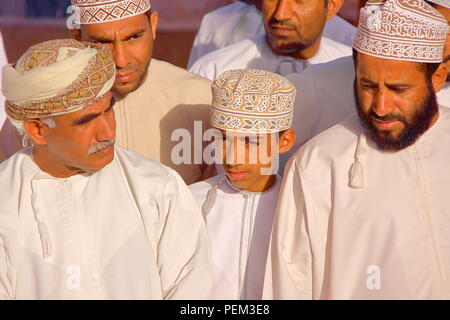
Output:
(76, 13), (158, 95)
(354, 53), (439, 151)
(262, 0), (328, 55)
(217, 129), (296, 192)
(38, 92), (116, 174)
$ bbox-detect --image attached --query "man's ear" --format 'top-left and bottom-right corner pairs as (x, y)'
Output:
(23, 120), (51, 146)
(149, 11), (159, 41)
(432, 63), (448, 93)
(278, 129), (296, 154)
(70, 28), (82, 41)
(326, 0), (344, 20)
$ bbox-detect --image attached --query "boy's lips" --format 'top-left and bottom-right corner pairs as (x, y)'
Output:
(226, 170), (248, 180)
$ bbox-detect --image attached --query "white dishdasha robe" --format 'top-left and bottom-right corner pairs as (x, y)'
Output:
(189, 174), (281, 300)
(0, 147), (212, 299)
(264, 107), (450, 299)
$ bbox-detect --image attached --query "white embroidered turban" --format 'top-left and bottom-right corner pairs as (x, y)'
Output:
(353, 0), (449, 63)
(71, 0), (151, 25)
(2, 39), (115, 128)
(211, 69), (296, 134)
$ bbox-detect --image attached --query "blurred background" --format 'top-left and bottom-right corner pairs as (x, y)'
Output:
(0, 0), (367, 68)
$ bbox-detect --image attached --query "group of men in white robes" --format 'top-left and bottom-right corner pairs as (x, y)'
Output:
(0, 0), (449, 300)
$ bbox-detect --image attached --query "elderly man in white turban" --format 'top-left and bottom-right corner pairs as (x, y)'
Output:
(188, 0), (357, 68)
(189, 69), (296, 300)
(0, 39), (212, 300)
(0, 0), (214, 185)
(264, 0), (450, 299)
(282, 0), (449, 163)
(189, 0), (352, 81)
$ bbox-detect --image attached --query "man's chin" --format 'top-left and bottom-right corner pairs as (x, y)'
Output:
(112, 80), (141, 96)
(87, 157), (114, 173)
(369, 130), (405, 151)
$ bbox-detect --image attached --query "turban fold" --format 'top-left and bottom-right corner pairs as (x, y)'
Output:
(211, 69), (295, 134)
(2, 39), (115, 128)
(353, 0), (449, 63)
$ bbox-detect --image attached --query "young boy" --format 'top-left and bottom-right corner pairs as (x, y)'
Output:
(189, 69), (296, 299)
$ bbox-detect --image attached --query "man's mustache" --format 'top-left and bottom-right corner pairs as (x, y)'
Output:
(369, 111), (405, 123)
(88, 138), (115, 155)
(268, 18), (296, 30)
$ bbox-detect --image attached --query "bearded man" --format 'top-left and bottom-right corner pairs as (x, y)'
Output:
(264, 0), (450, 299)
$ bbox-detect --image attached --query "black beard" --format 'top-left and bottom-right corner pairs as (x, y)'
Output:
(354, 81), (439, 152)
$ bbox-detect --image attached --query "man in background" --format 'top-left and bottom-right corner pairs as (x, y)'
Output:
(189, 0), (351, 81)
(188, 0), (357, 68)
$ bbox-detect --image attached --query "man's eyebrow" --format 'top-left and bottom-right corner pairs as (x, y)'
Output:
(360, 77), (377, 85)
(385, 83), (412, 89)
(88, 35), (113, 43)
(88, 29), (145, 43)
(385, 81), (412, 88)
(124, 29), (146, 41)
(72, 112), (101, 126)
(72, 96), (115, 126)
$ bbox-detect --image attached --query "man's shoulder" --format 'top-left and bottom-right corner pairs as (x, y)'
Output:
(320, 36), (352, 59)
(0, 148), (34, 177)
(189, 174), (223, 196)
(0, 149), (35, 224)
(204, 2), (252, 21)
(305, 55), (354, 81)
(287, 55), (355, 107)
(114, 146), (177, 181)
(438, 85), (450, 107)
(294, 115), (362, 169)
(438, 105), (450, 124)
(149, 59), (212, 88)
(190, 36), (260, 70)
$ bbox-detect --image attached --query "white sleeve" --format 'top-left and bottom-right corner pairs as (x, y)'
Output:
(0, 235), (13, 300)
(0, 118), (24, 163)
(187, 15), (219, 69)
(263, 156), (315, 300)
(156, 170), (213, 300)
(188, 58), (217, 82)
